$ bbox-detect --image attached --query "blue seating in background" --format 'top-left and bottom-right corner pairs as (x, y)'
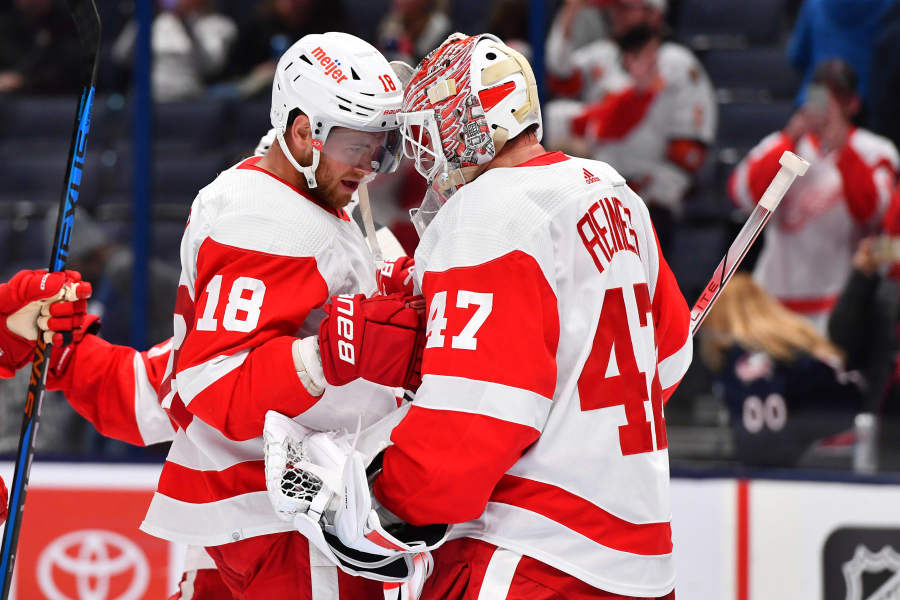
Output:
(703, 47), (800, 101)
(129, 101), (231, 154)
(716, 101), (794, 151)
(232, 100), (271, 155)
(676, 0), (787, 48)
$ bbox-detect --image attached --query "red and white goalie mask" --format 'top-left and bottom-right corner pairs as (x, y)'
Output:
(399, 33), (543, 236)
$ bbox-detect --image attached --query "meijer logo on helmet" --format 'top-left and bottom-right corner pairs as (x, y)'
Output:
(311, 47), (349, 84)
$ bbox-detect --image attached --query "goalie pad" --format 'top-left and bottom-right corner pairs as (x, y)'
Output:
(263, 411), (449, 588)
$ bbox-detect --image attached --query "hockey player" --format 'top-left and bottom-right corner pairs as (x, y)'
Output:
(544, 0), (716, 254)
(350, 33), (691, 598)
(0, 268), (91, 526)
(730, 59), (899, 331)
(139, 32), (424, 598)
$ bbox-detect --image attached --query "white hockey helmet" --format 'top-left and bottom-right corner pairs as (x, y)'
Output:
(398, 33), (542, 234)
(271, 32), (405, 188)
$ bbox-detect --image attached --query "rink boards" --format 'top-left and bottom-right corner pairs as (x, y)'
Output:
(2, 462), (900, 599)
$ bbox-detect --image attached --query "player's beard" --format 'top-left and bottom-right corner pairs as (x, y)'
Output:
(311, 157), (367, 210)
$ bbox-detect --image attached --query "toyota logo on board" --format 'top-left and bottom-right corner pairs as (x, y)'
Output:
(36, 529), (149, 600)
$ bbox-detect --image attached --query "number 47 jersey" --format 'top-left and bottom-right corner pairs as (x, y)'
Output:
(374, 152), (692, 597)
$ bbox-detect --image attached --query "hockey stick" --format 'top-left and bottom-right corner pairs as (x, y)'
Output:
(0, 1), (101, 595)
(358, 182), (385, 269)
(689, 151), (809, 337)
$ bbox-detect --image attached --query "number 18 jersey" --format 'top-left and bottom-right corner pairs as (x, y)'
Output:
(375, 152), (692, 597)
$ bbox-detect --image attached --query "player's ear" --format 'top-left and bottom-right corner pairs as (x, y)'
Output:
(288, 113), (314, 164)
(289, 113), (312, 148)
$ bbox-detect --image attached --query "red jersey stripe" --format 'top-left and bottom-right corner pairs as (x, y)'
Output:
(157, 459), (267, 504)
(777, 295), (838, 314)
(490, 475), (673, 556)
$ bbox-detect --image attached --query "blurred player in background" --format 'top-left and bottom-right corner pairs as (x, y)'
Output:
(360, 32), (691, 599)
(729, 59), (899, 331)
(138, 32), (424, 598)
(543, 0), (716, 256)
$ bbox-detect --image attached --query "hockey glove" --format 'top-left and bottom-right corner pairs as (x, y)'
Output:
(263, 411), (446, 595)
(0, 270), (91, 374)
(377, 256), (416, 296)
(48, 313), (102, 379)
(318, 293), (425, 391)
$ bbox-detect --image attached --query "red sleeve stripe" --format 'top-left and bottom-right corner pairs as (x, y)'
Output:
(156, 459), (266, 504)
(490, 474), (672, 556)
(176, 350), (249, 405)
(415, 374), (552, 432)
(132, 353), (177, 445)
(658, 339), (692, 391)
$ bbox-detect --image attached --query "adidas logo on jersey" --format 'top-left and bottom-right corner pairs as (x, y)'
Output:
(583, 168), (600, 185)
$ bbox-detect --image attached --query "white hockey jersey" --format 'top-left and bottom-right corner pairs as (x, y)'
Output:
(730, 128), (899, 329)
(141, 157), (400, 546)
(544, 28), (717, 215)
(374, 152), (692, 597)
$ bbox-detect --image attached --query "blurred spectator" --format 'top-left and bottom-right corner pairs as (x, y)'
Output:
(486, 0), (532, 60)
(828, 227), (900, 469)
(544, 0), (608, 61)
(701, 273), (863, 467)
(730, 59), (899, 331)
(218, 0), (346, 99)
(112, 0), (237, 103)
(0, 0), (84, 94)
(870, 1), (900, 150)
(543, 0), (716, 256)
(376, 0), (451, 65)
(788, 0), (895, 111)
(828, 236), (898, 412)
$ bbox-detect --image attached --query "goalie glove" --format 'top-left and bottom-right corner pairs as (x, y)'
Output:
(263, 411), (448, 591)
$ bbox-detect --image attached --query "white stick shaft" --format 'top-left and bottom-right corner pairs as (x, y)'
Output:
(357, 183), (384, 267)
(689, 151), (809, 337)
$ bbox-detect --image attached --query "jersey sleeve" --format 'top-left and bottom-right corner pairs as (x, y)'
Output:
(651, 230), (692, 402)
(171, 236), (330, 441)
(374, 245), (560, 526)
(836, 130), (899, 224)
(664, 50), (717, 145)
(46, 335), (176, 446)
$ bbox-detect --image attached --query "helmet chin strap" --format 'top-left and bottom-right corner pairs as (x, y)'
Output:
(276, 129), (321, 189)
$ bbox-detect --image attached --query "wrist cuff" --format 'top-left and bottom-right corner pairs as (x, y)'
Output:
(293, 336), (327, 395)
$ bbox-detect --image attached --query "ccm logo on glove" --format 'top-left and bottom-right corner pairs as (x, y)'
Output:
(335, 295), (355, 365)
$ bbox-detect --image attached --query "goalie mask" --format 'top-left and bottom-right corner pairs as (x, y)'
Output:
(271, 32), (405, 189)
(399, 33), (542, 235)
(263, 411), (448, 587)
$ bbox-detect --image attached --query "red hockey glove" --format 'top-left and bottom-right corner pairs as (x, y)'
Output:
(376, 256), (416, 296)
(0, 270), (92, 374)
(318, 293), (425, 390)
(0, 476), (7, 525)
(49, 313), (102, 378)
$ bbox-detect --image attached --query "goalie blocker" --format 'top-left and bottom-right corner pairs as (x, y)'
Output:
(263, 411), (448, 594)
